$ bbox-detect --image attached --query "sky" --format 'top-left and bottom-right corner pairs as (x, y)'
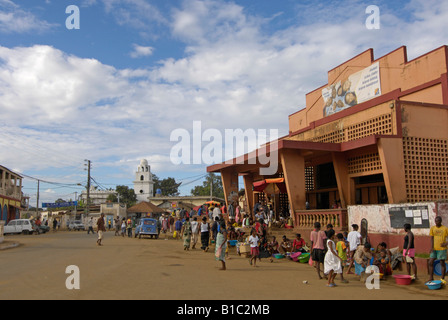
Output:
(0, 0), (447, 206)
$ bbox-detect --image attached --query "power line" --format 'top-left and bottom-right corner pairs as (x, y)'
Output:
(17, 172), (83, 187)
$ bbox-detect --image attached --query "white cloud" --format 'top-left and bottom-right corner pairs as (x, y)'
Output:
(130, 44), (154, 58)
(101, 0), (168, 35)
(1, 0), (448, 196)
(0, 0), (56, 33)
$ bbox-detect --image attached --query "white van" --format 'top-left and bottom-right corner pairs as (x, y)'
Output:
(4, 219), (35, 235)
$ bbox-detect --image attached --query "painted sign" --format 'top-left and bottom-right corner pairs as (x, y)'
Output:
(323, 62), (381, 117)
(42, 201), (78, 208)
(388, 205), (430, 229)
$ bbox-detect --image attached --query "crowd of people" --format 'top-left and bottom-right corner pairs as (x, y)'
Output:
(309, 216), (448, 287)
(90, 202), (448, 288)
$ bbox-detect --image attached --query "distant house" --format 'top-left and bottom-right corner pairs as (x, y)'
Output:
(80, 186), (116, 206)
(127, 201), (167, 220)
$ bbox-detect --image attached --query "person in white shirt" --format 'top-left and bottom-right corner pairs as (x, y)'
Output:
(346, 224), (362, 275)
(200, 216), (210, 252)
(190, 217), (199, 249)
(249, 229), (260, 267)
(212, 206), (221, 220)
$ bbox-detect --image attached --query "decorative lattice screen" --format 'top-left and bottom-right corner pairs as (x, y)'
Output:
(403, 136), (448, 202)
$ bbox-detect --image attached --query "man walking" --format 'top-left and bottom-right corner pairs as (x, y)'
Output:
(97, 213), (106, 246)
(428, 216), (448, 282)
(87, 217), (95, 234)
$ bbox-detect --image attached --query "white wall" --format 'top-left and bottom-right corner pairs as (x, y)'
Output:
(347, 202), (437, 236)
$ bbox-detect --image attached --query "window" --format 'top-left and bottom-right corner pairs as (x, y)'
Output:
(315, 163), (337, 189)
(140, 175), (144, 181)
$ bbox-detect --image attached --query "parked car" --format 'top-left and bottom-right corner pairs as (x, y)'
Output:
(36, 223), (50, 234)
(134, 218), (159, 239)
(4, 219), (36, 235)
(68, 220), (85, 231)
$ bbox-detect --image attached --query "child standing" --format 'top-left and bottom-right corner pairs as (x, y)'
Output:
(249, 229), (260, 267)
(336, 233), (349, 283)
(324, 229), (343, 287)
(346, 224), (361, 275)
(403, 223), (417, 279)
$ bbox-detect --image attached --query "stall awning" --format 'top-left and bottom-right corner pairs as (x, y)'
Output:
(253, 178), (287, 194)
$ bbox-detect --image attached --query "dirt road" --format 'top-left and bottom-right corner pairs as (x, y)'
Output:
(0, 231), (445, 300)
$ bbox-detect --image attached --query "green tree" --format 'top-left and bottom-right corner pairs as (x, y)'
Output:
(152, 174), (182, 196)
(106, 193), (117, 202)
(152, 174), (160, 196)
(114, 185), (137, 207)
(191, 173), (224, 199)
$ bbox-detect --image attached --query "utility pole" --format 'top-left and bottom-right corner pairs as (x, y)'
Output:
(84, 160), (91, 217)
(36, 179), (40, 216)
(74, 191), (77, 219)
(209, 174), (213, 201)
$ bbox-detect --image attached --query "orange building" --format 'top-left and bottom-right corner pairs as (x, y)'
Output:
(207, 45), (448, 235)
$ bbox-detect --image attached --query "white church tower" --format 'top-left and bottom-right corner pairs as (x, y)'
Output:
(133, 159), (154, 203)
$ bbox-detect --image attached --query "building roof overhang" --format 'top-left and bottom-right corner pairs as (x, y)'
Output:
(207, 134), (400, 174)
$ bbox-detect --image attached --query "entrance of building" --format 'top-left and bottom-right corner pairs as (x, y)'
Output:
(354, 174), (388, 205)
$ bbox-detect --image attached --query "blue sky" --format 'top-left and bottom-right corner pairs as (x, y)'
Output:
(0, 0), (447, 206)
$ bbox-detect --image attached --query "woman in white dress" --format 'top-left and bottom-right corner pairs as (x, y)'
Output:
(324, 229), (343, 287)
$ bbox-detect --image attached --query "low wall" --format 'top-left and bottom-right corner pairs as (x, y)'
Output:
(348, 202), (439, 253)
(348, 202), (437, 237)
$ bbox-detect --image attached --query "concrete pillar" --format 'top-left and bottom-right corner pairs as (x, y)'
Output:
(242, 174), (254, 217)
(332, 152), (355, 208)
(280, 149), (306, 224)
(377, 138), (407, 203)
(220, 168), (239, 208)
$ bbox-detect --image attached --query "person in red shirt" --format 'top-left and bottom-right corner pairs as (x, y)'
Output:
(292, 233), (306, 253)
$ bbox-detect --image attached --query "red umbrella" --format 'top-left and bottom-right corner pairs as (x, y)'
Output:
(253, 178), (286, 194)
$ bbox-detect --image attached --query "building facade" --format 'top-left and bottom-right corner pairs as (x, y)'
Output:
(0, 165), (23, 223)
(133, 159), (154, 203)
(207, 45), (448, 233)
(80, 186), (116, 206)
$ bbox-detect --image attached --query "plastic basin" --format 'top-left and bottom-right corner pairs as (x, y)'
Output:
(290, 252), (302, 261)
(228, 240), (237, 246)
(425, 280), (442, 290)
(298, 253), (310, 263)
(393, 275), (412, 285)
(433, 260), (448, 276)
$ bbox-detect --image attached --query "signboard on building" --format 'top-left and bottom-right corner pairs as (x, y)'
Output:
(323, 62), (381, 117)
(388, 205), (430, 229)
(42, 201), (78, 208)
